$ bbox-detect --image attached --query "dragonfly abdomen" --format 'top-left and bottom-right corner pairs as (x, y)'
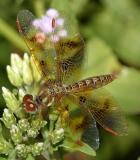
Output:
(67, 74), (117, 93)
(89, 74), (116, 88)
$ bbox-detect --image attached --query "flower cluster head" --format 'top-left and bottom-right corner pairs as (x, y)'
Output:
(32, 8), (67, 42)
(0, 53), (65, 159)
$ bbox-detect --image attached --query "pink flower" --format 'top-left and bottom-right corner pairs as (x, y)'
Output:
(32, 8), (67, 42)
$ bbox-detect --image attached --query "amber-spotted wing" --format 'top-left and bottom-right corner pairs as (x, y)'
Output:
(65, 74), (127, 148)
(68, 88), (127, 137)
(69, 108), (99, 150)
(17, 9), (85, 83)
(55, 34), (85, 83)
(17, 10), (57, 80)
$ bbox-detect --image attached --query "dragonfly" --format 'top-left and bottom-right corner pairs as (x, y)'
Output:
(17, 9), (127, 150)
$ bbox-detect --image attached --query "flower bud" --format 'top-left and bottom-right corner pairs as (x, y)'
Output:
(27, 128), (39, 138)
(2, 87), (20, 112)
(16, 144), (30, 158)
(51, 128), (64, 144)
(18, 88), (26, 102)
(2, 108), (16, 128)
(23, 53), (33, 85)
(10, 124), (22, 144)
(31, 142), (44, 156)
(0, 134), (13, 154)
(6, 65), (23, 87)
(18, 119), (30, 132)
(11, 54), (23, 74)
(31, 118), (47, 131)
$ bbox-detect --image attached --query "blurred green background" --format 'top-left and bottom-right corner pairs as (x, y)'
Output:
(0, 0), (140, 160)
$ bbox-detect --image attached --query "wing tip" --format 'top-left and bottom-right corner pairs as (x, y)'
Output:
(105, 126), (128, 136)
(105, 127), (119, 136)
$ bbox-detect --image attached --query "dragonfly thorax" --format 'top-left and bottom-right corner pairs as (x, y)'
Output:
(46, 83), (66, 97)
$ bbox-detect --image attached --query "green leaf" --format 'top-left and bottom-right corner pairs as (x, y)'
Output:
(107, 67), (140, 114)
(70, 0), (88, 15)
(26, 154), (35, 160)
(89, 0), (140, 68)
(116, 28), (140, 67)
(0, 18), (28, 51)
(83, 37), (121, 78)
(51, 0), (71, 13)
(0, 157), (7, 160)
(62, 138), (96, 157)
(8, 149), (16, 160)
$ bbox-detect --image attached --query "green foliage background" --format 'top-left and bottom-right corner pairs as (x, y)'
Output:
(0, 0), (140, 159)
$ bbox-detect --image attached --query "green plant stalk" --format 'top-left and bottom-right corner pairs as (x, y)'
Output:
(0, 18), (28, 51)
(49, 120), (54, 133)
(33, 0), (45, 17)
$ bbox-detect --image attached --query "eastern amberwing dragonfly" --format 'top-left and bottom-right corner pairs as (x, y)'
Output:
(17, 9), (127, 150)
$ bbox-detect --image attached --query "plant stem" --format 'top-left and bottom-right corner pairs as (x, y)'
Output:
(33, 0), (45, 17)
(49, 120), (54, 132)
(0, 18), (28, 51)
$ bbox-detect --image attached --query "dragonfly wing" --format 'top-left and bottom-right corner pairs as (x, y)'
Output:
(68, 89), (128, 136)
(17, 10), (56, 80)
(81, 117), (99, 150)
(17, 10), (85, 83)
(55, 34), (85, 84)
(69, 108), (99, 150)
(52, 11), (85, 84)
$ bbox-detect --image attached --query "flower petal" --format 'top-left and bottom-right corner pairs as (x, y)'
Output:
(56, 18), (64, 26)
(46, 8), (59, 18)
(58, 29), (67, 37)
